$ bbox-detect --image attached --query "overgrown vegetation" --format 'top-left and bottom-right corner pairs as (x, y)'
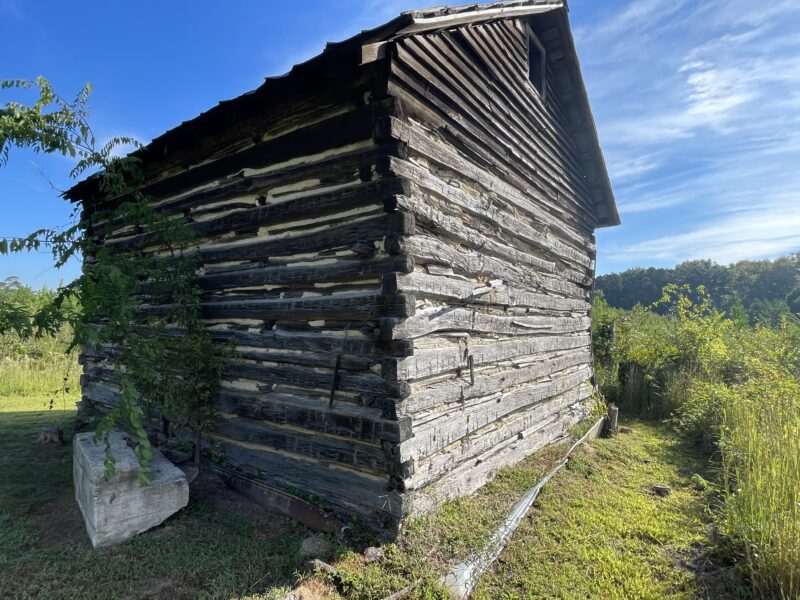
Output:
(594, 286), (800, 598)
(0, 279), (80, 398)
(1, 77), (231, 476)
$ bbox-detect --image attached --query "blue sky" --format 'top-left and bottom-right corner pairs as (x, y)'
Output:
(2, 0), (799, 288)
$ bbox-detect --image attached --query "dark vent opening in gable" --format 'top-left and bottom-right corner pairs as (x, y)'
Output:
(527, 28), (546, 98)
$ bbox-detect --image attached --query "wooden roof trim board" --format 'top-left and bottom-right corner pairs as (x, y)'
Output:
(384, 2), (565, 37)
(66, 0), (618, 227)
(549, 8), (620, 227)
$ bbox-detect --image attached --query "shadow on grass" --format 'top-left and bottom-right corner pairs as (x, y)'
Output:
(0, 408), (313, 600)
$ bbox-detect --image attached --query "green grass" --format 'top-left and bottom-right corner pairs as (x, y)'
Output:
(1, 395), (740, 599)
(317, 421), (736, 600)
(0, 396), (312, 600)
(474, 423), (727, 599)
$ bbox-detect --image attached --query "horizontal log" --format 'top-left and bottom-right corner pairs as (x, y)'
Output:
(208, 326), (413, 357)
(387, 156), (591, 269)
(214, 388), (410, 443)
(197, 281), (385, 303)
(394, 195), (589, 286)
(71, 60), (386, 204)
(387, 74), (593, 234)
(109, 176), (407, 251)
(402, 234), (590, 298)
(405, 386), (588, 489)
(191, 178), (403, 238)
(215, 470), (342, 534)
(90, 142), (386, 238)
(200, 211), (414, 263)
(200, 292), (416, 321)
(211, 438), (407, 520)
(399, 347), (591, 414)
(225, 360), (409, 399)
(410, 403), (588, 515)
(383, 305), (590, 340)
(81, 379), (120, 408)
(212, 415), (389, 474)
(152, 144), (393, 215)
(200, 255), (413, 291)
(84, 354), (390, 402)
(397, 367), (592, 462)
(235, 346), (376, 372)
(386, 271), (588, 312)
(83, 325), (413, 370)
(386, 333), (590, 381)
(387, 117), (592, 248)
(83, 365), (116, 385)
(115, 99), (394, 205)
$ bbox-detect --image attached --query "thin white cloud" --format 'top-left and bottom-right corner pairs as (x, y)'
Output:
(605, 152), (663, 183)
(575, 0), (691, 47)
(615, 194), (687, 215)
(608, 206), (800, 265)
(704, 0), (800, 28)
(581, 0), (800, 269)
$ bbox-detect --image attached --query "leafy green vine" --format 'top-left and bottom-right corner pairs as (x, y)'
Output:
(1, 76), (231, 482)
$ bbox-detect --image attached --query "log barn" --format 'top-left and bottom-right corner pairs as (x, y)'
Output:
(68, 0), (619, 532)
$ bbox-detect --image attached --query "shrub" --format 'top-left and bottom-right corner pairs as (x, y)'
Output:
(0, 281), (80, 398)
(594, 287), (800, 597)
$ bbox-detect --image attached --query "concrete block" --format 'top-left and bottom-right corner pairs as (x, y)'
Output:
(73, 430), (189, 547)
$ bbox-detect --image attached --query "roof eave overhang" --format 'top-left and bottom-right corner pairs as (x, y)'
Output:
(530, 6), (618, 228)
(66, 0), (619, 229)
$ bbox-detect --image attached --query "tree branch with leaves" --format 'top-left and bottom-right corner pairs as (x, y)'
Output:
(1, 76), (231, 482)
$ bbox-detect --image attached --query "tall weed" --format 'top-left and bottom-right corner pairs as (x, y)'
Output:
(594, 288), (800, 598)
(0, 327), (79, 397)
(719, 379), (800, 598)
(0, 282), (81, 399)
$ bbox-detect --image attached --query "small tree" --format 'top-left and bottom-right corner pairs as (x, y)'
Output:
(1, 77), (231, 480)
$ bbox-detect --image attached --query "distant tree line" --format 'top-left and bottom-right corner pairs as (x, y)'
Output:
(595, 254), (800, 324)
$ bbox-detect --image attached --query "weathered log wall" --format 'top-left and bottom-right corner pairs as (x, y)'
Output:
(78, 10), (604, 531)
(380, 17), (597, 513)
(79, 55), (419, 528)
